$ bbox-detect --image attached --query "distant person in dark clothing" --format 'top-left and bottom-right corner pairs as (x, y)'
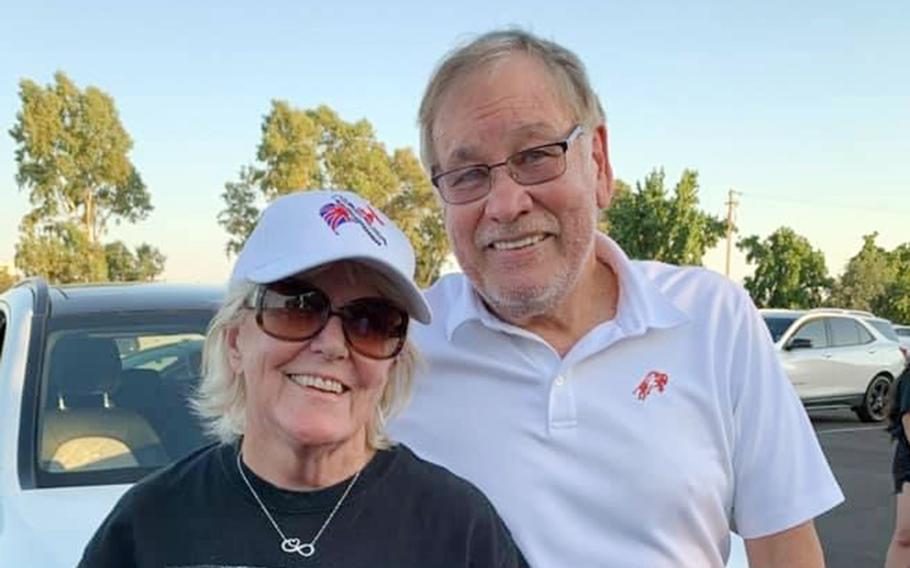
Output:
(886, 366), (910, 568)
(78, 190), (527, 568)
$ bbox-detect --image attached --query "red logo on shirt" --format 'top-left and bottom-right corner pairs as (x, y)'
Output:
(633, 371), (669, 401)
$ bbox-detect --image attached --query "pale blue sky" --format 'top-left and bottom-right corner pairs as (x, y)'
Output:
(1, 1), (907, 283)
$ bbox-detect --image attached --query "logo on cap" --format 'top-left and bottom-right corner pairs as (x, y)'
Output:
(320, 202), (352, 231)
(318, 194), (388, 246)
(357, 205), (385, 228)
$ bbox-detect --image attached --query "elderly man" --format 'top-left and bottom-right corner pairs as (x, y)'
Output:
(390, 29), (843, 567)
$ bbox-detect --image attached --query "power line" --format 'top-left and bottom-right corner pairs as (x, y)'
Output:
(739, 192), (907, 215)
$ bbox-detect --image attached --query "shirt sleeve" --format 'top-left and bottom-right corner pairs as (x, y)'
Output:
(726, 287), (844, 539)
(475, 502), (530, 568)
(77, 495), (138, 568)
(464, 486), (528, 568)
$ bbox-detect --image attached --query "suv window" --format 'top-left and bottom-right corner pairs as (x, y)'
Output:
(793, 319), (828, 348)
(898, 328), (910, 338)
(867, 319), (900, 342)
(829, 317), (872, 347)
(37, 311), (212, 487)
(763, 316), (799, 343)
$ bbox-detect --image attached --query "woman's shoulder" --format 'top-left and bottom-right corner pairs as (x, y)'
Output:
(379, 444), (526, 565)
(116, 442), (226, 511)
(383, 444), (496, 508)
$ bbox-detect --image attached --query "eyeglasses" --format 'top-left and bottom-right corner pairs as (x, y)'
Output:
(431, 125), (584, 205)
(247, 281), (409, 360)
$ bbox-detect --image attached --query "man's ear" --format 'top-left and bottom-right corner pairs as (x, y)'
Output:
(590, 123), (614, 209)
(226, 325), (243, 374)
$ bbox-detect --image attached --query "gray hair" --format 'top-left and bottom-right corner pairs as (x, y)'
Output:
(191, 262), (421, 450)
(419, 28), (606, 172)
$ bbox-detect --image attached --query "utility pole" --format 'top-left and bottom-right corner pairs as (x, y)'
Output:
(725, 189), (741, 278)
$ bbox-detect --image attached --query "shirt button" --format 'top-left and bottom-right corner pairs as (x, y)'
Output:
(555, 376), (566, 386)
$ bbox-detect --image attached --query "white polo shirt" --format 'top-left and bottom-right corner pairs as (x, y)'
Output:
(390, 235), (843, 567)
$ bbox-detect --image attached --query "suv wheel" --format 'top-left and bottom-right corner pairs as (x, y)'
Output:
(855, 374), (892, 423)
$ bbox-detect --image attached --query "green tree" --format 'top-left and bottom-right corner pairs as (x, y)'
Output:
(879, 273), (910, 325)
(874, 243), (910, 324)
(824, 235), (910, 324)
(220, 101), (447, 286)
(105, 241), (166, 282)
(384, 149), (448, 286)
(0, 266), (17, 293)
(9, 72), (165, 282)
(10, 71), (151, 244)
(220, 166), (262, 257)
(601, 168), (726, 265)
(738, 227), (833, 308)
(828, 232), (896, 311)
(15, 221), (107, 284)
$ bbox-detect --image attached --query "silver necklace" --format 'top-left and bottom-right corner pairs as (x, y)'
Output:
(236, 449), (361, 558)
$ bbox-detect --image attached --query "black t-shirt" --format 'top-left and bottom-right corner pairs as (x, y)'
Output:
(890, 367), (910, 442)
(79, 442), (528, 568)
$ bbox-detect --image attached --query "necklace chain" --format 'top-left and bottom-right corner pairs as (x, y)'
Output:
(236, 449), (361, 558)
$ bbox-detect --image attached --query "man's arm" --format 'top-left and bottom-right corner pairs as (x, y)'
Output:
(744, 521), (825, 568)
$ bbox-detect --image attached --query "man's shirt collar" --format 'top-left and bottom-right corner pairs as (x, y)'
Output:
(443, 233), (690, 341)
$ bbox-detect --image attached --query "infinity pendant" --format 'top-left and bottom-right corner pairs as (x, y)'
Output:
(282, 537), (316, 557)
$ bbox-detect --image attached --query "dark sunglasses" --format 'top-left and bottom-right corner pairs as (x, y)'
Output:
(246, 280), (409, 359)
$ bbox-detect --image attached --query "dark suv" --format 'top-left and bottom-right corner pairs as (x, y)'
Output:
(0, 278), (221, 566)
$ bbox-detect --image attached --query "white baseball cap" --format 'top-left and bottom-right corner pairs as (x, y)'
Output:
(230, 190), (432, 324)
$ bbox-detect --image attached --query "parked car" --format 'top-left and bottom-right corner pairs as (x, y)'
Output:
(0, 278), (221, 566)
(0, 278), (751, 567)
(761, 308), (907, 422)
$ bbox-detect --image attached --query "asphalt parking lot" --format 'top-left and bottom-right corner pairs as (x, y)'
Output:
(811, 409), (895, 567)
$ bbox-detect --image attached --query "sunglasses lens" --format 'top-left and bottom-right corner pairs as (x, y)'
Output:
(254, 283), (407, 358)
(341, 299), (407, 359)
(258, 284), (329, 340)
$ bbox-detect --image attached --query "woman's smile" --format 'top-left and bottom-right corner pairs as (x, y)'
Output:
(285, 372), (349, 395)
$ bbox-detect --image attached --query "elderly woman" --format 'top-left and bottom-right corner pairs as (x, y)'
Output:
(79, 190), (527, 567)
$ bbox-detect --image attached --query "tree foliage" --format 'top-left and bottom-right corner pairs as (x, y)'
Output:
(738, 227), (833, 308)
(9, 72), (165, 283)
(828, 233), (895, 311)
(9, 71), (151, 243)
(880, 244), (910, 325)
(0, 266), (17, 293)
(105, 241), (166, 282)
(601, 168), (726, 265)
(384, 149), (448, 286)
(830, 234), (910, 324)
(219, 101), (447, 286)
(15, 221), (107, 284)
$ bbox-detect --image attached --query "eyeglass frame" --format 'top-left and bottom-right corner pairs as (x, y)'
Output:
(430, 124), (584, 205)
(244, 283), (409, 360)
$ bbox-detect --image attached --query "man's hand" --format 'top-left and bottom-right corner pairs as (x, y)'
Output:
(745, 521), (825, 568)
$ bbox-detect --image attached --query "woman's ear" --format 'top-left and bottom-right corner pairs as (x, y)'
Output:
(226, 325), (243, 373)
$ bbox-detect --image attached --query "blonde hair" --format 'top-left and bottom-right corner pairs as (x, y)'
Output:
(419, 28), (606, 172)
(191, 262), (421, 450)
